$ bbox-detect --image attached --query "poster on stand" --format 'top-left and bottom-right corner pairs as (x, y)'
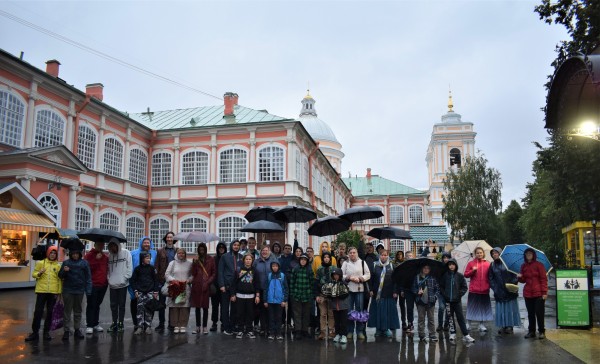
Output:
(593, 265), (600, 289)
(556, 269), (590, 328)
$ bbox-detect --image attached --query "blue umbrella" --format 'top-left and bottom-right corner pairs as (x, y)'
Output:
(499, 244), (553, 275)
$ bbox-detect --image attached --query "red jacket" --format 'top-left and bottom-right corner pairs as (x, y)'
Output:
(519, 250), (548, 298)
(84, 248), (108, 287)
(189, 256), (216, 309)
(464, 258), (490, 294)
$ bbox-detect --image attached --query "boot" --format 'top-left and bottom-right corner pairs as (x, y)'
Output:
(318, 332), (326, 340)
(74, 329), (85, 340)
(24, 332), (39, 342)
(43, 332), (52, 341)
(62, 331), (70, 341)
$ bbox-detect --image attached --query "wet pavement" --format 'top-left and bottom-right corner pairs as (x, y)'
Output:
(0, 288), (597, 364)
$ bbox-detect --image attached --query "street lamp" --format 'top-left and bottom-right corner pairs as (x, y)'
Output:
(564, 120), (600, 142)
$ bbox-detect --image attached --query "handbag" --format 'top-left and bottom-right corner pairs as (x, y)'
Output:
(505, 283), (519, 294)
(49, 299), (64, 331)
(161, 283), (169, 297)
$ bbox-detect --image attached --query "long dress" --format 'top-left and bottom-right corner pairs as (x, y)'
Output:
(488, 259), (521, 328)
(367, 260), (400, 331)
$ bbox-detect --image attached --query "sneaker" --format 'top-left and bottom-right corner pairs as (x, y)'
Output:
(449, 333), (456, 341)
(268, 335), (275, 340)
(117, 322), (124, 333)
(134, 328), (143, 335)
(479, 324), (487, 332)
(318, 332), (326, 340)
(247, 332), (256, 339)
(333, 334), (340, 343)
(538, 332), (546, 340)
(347, 332), (353, 339)
(210, 324), (217, 332)
(203, 327), (209, 335)
(180, 327), (186, 333)
(524, 332), (536, 339)
(340, 335), (347, 344)
(43, 332), (52, 341)
(384, 330), (393, 338)
(93, 325), (104, 332)
(357, 333), (366, 340)
(236, 332), (243, 339)
(419, 336), (427, 342)
(155, 325), (165, 333)
(62, 331), (70, 341)
(108, 323), (118, 333)
(463, 334), (475, 343)
(85, 327), (94, 334)
(276, 335), (284, 340)
(429, 335), (438, 342)
(407, 324), (414, 332)
(174, 327), (180, 334)
(329, 331), (336, 339)
(24, 332), (39, 342)
(224, 330), (234, 336)
(193, 327), (200, 335)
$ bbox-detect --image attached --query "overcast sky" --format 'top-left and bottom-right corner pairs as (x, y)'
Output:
(0, 0), (568, 208)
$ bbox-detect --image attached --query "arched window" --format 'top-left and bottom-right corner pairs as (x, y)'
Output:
(409, 205), (423, 224)
(34, 109), (65, 147)
(258, 145), (284, 181)
(77, 124), (97, 169)
(104, 137), (124, 178)
(0, 89), (25, 147)
(75, 205), (92, 232)
(390, 239), (406, 255)
(181, 150), (209, 185)
(149, 218), (170, 246)
(219, 148), (246, 183)
(179, 216), (209, 253)
(99, 211), (120, 231)
(152, 152), (172, 186)
(129, 148), (148, 185)
(450, 148), (462, 168)
(390, 205), (404, 224)
(38, 193), (62, 228)
(218, 216), (246, 244)
(126, 216), (145, 251)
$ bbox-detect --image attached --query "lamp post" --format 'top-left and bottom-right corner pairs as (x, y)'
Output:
(593, 219), (598, 265)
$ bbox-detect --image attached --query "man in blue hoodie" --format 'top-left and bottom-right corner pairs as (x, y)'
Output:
(128, 236), (156, 330)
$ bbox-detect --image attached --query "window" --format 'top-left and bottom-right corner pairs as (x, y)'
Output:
(75, 206), (92, 232)
(150, 218), (170, 247)
(104, 137), (124, 178)
(409, 205), (423, 224)
(302, 156), (309, 187)
(258, 146), (284, 181)
(126, 216), (145, 251)
(218, 216), (246, 244)
(390, 239), (406, 255)
(220, 148), (246, 183)
(0, 90), (25, 147)
(390, 206), (404, 224)
(450, 148), (462, 168)
(152, 152), (172, 186)
(179, 217), (208, 253)
(38, 193), (61, 228)
(99, 211), (120, 231)
(34, 109), (65, 147)
(129, 148), (148, 185)
(296, 150), (302, 184)
(181, 150), (209, 185)
(77, 125), (97, 169)
(367, 206), (384, 224)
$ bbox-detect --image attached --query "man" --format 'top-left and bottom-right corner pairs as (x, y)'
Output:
(107, 239), (132, 333)
(129, 236), (156, 331)
(217, 239), (243, 335)
(84, 241), (108, 334)
(401, 250), (416, 332)
(154, 231), (177, 332)
(254, 245), (278, 335)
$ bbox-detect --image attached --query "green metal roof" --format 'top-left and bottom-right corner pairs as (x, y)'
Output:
(129, 105), (293, 130)
(409, 226), (449, 243)
(342, 176), (426, 197)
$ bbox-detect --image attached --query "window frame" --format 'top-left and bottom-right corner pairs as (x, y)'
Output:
(129, 146), (148, 185)
(180, 149), (210, 185)
(77, 123), (98, 170)
(408, 205), (424, 224)
(151, 151), (173, 186)
(257, 144), (285, 182)
(33, 106), (66, 148)
(0, 88), (26, 148)
(103, 135), (124, 178)
(218, 147), (247, 183)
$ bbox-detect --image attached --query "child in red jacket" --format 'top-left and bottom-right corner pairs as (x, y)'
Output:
(518, 248), (548, 339)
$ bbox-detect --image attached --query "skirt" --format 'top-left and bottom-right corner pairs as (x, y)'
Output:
(367, 297), (400, 330)
(495, 299), (521, 327)
(466, 293), (493, 322)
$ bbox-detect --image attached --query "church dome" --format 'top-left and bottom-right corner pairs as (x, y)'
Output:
(297, 91), (340, 144)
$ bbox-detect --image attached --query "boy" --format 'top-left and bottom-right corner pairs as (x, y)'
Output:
(290, 254), (314, 339)
(322, 267), (349, 344)
(439, 258), (475, 343)
(131, 252), (160, 334)
(264, 261), (288, 340)
(412, 264), (439, 342)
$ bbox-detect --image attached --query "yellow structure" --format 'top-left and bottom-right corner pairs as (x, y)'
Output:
(562, 221), (598, 267)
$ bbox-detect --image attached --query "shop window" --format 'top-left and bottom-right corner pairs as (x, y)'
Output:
(1, 230), (26, 264)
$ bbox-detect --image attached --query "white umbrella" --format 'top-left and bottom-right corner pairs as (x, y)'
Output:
(173, 231), (220, 242)
(450, 240), (493, 274)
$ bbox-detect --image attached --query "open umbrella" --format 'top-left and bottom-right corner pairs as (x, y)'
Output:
(367, 226), (412, 240)
(273, 205), (317, 223)
(392, 257), (446, 289)
(307, 216), (351, 237)
(244, 206), (279, 223)
(500, 243), (553, 275)
(450, 240), (493, 274)
(174, 231), (220, 242)
(77, 228), (127, 243)
(240, 220), (285, 233)
(339, 206), (384, 223)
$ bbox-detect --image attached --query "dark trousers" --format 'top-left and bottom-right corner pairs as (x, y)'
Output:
(86, 285), (107, 328)
(130, 298), (138, 327)
(258, 297), (268, 332)
(333, 309), (348, 336)
(397, 295), (407, 327)
(157, 288), (167, 327)
(195, 307), (209, 327)
(109, 287), (127, 323)
(404, 291), (415, 325)
(437, 293), (448, 327)
(210, 290), (221, 326)
(446, 301), (468, 335)
(268, 304), (283, 336)
(32, 293), (56, 333)
(525, 297), (545, 333)
(63, 293), (84, 332)
(220, 291), (237, 332)
(236, 297), (255, 333)
(292, 299), (311, 333)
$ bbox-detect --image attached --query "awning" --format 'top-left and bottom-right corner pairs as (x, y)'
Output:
(0, 209), (56, 233)
(409, 225), (449, 243)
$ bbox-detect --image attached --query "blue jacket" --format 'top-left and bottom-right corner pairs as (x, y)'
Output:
(254, 254), (278, 291)
(264, 271), (288, 304)
(129, 236), (157, 298)
(58, 255), (92, 296)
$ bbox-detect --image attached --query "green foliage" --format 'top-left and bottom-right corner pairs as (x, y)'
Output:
(335, 230), (364, 252)
(501, 200), (526, 246)
(442, 153), (503, 244)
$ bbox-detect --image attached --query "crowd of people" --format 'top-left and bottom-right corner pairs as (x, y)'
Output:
(24, 234), (549, 346)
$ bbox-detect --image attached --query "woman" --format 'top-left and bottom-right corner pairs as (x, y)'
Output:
(341, 247), (370, 340)
(391, 250), (407, 330)
(464, 247), (493, 332)
(315, 251), (335, 340)
(518, 247), (548, 339)
(191, 243), (216, 335)
(271, 241), (282, 259)
(335, 243), (347, 268)
(392, 250), (404, 268)
(312, 241), (337, 276)
(488, 247), (521, 334)
(25, 246), (62, 342)
(165, 248), (193, 334)
(367, 249), (400, 337)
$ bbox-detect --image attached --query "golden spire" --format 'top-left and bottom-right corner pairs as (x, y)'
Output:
(448, 86), (454, 112)
(304, 82), (313, 99)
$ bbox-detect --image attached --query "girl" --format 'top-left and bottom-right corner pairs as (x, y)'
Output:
(518, 248), (548, 339)
(131, 252), (160, 334)
(165, 248), (192, 334)
(488, 247), (520, 334)
(323, 268), (349, 344)
(368, 249), (400, 337)
(464, 247), (492, 332)
(315, 251), (335, 340)
(231, 253), (260, 339)
(190, 243), (216, 335)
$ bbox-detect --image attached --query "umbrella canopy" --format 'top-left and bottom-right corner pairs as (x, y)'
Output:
(244, 206), (279, 223)
(273, 205), (317, 223)
(367, 226), (412, 240)
(240, 220), (285, 233)
(77, 228), (127, 243)
(173, 231), (220, 242)
(450, 240), (493, 274)
(392, 258), (446, 289)
(307, 216), (351, 237)
(60, 237), (85, 252)
(339, 206), (384, 223)
(500, 244), (553, 275)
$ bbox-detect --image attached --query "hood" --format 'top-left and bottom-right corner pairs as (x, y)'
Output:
(320, 251), (332, 267)
(446, 258), (459, 270)
(492, 246), (502, 255)
(230, 241), (240, 253)
(331, 267), (343, 278)
(47, 245), (58, 259)
(137, 236), (154, 251)
(376, 243), (385, 251)
(441, 252), (452, 260)
(270, 261), (281, 272)
(216, 242), (227, 257)
(523, 247), (538, 262)
(271, 241), (282, 253)
(108, 239), (121, 253)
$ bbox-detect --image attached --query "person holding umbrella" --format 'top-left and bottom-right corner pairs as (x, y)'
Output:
(464, 247), (493, 332)
(518, 247), (548, 340)
(488, 247), (520, 335)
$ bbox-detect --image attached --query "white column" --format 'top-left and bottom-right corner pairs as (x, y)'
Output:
(94, 195), (101, 226)
(287, 132), (296, 181)
(249, 131), (256, 182)
(24, 81), (38, 148)
(210, 132), (217, 183)
(123, 127), (132, 180)
(67, 186), (79, 229)
(171, 205), (178, 232)
(97, 115), (106, 172)
(121, 201), (128, 233)
(173, 141), (180, 185)
(65, 99), (76, 151)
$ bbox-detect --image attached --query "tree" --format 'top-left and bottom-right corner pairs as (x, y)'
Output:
(442, 153), (503, 244)
(334, 230), (366, 257)
(501, 200), (526, 246)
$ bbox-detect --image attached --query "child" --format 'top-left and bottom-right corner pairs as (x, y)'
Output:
(131, 252), (160, 334)
(322, 267), (349, 344)
(439, 259), (475, 343)
(264, 261), (288, 340)
(315, 251), (335, 340)
(289, 254), (314, 339)
(412, 264), (439, 342)
(231, 253), (260, 339)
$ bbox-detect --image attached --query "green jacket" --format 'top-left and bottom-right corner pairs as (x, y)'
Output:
(290, 265), (314, 302)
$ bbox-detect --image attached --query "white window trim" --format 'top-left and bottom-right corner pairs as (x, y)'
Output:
(180, 147), (211, 185)
(179, 214), (210, 232)
(0, 85), (27, 148)
(255, 143), (286, 182)
(128, 145), (149, 185)
(216, 213), (248, 241)
(38, 192), (62, 228)
(99, 208), (121, 231)
(389, 205), (405, 224)
(151, 150), (174, 186)
(408, 204), (424, 224)
(149, 214), (172, 227)
(33, 104), (67, 147)
(217, 146), (248, 183)
(77, 123), (98, 170)
(103, 134), (125, 178)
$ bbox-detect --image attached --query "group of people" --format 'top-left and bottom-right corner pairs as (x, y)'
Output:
(24, 234), (549, 346)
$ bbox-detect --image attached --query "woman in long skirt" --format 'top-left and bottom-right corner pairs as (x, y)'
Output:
(464, 247), (493, 332)
(488, 247), (521, 334)
(367, 249), (400, 337)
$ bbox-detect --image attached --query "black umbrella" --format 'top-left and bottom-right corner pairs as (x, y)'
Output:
(60, 237), (86, 251)
(244, 206), (279, 223)
(392, 258), (446, 289)
(77, 228), (127, 243)
(240, 220), (285, 233)
(307, 216), (352, 237)
(367, 226), (412, 240)
(339, 206), (384, 223)
(273, 205), (317, 223)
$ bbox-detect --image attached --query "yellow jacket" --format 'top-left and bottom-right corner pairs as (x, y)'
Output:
(312, 241), (337, 277)
(33, 258), (62, 294)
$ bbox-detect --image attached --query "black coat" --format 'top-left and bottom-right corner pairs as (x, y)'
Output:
(439, 271), (468, 303)
(488, 259), (518, 302)
(131, 264), (159, 294)
(369, 263), (398, 298)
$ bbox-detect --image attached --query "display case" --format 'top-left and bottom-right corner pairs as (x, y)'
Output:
(1, 230), (26, 265)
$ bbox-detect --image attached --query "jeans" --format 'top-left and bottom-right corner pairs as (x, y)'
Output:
(86, 285), (107, 328)
(437, 292), (448, 327)
(347, 292), (365, 334)
(417, 304), (435, 338)
(404, 291), (415, 325)
(525, 297), (545, 333)
(32, 293), (57, 333)
(110, 287), (127, 324)
(333, 309), (348, 336)
(446, 301), (468, 335)
(63, 293), (84, 332)
(210, 290), (221, 326)
(268, 303), (283, 336)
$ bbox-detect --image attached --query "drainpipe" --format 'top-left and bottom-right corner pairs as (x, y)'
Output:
(146, 130), (157, 236)
(72, 95), (91, 155)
